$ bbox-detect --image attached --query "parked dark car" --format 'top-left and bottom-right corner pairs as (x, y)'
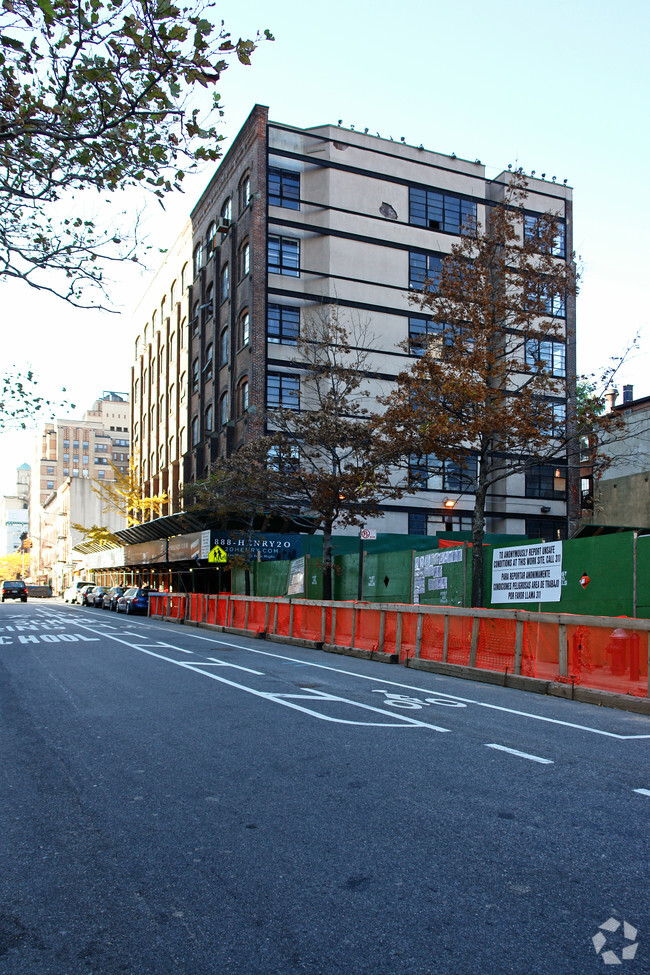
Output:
(87, 586), (110, 608)
(26, 585), (52, 598)
(116, 587), (155, 615)
(102, 586), (126, 611)
(1, 580), (28, 602)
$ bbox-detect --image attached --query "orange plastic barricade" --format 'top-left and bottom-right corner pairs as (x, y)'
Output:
(566, 624), (648, 697)
(274, 601), (291, 637)
(354, 607), (382, 651)
(149, 594), (165, 618)
(474, 616), (517, 673)
(230, 598), (246, 630)
(332, 605), (354, 647)
(215, 596), (229, 627)
(291, 603), (322, 642)
(247, 599), (268, 634)
(187, 594), (202, 622)
(399, 612), (420, 662)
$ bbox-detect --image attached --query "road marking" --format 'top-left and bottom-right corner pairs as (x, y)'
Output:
(156, 642), (194, 654)
(485, 744), (554, 764)
(204, 657), (264, 675)
(34, 609), (650, 740)
(633, 789), (650, 797)
(32, 616), (450, 731)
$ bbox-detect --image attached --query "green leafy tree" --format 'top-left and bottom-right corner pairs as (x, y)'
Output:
(0, 367), (73, 429)
(0, 0), (272, 305)
(185, 309), (395, 600)
(378, 170), (581, 607)
(91, 456), (167, 526)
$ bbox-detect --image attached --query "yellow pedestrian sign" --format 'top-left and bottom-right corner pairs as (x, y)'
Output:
(208, 545), (228, 564)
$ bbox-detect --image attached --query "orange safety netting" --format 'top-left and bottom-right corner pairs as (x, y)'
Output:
(565, 623), (648, 698)
(291, 603), (323, 642)
(354, 608), (382, 651)
(230, 598), (247, 630)
(521, 620), (559, 680)
(273, 601), (291, 637)
(149, 594), (164, 617)
(474, 616), (517, 673)
(445, 616), (474, 667)
(419, 615), (446, 662)
(332, 605), (354, 647)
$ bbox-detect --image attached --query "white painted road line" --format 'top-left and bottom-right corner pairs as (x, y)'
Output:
(485, 744), (554, 765)
(206, 657), (264, 675)
(633, 789), (650, 797)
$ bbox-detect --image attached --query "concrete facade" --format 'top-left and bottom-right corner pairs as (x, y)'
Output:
(40, 477), (129, 592)
(30, 392), (131, 580)
(132, 105), (576, 542)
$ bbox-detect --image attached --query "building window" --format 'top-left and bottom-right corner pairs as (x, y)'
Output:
(63, 453), (69, 462)
(409, 187), (477, 235)
(239, 309), (250, 347)
(191, 416), (199, 446)
(268, 236), (300, 276)
(205, 405), (213, 433)
(268, 167), (300, 209)
(525, 339), (566, 377)
(83, 441), (88, 449)
(238, 378), (249, 414)
(219, 392), (229, 426)
(239, 172), (251, 213)
(63, 439), (69, 448)
(83, 455), (88, 464)
(192, 357), (199, 393)
(220, 327), (228, 365)
(203, 285), (213, 321)
(409, 251), (442, 291)
(544, 287), (566, 318)
(193, 241), (203, 278)
(268, 304), (299, 344)
(98, 471), (105, 480)
(408, 511), (428, 535)
(239, 240), (250, 279)
(408, 316), (444, 356)
(524, 214), (566, 259)
(73, 469), (79, 477)
(267, 372), (300, 410)
(525, 517), (567, 541)
(409, 454), (478, 492)
(220, 263), (230, 301)
(46, 480), (54, 490)
(204, 343), (213, 381)
(63, 468), (69, 476)
(525, 463), (567, 500)
(191, 299), (200, 333)
(220, 196), (232, 227)
(73, 440), (78, 448)
(206, 221), (216, 255)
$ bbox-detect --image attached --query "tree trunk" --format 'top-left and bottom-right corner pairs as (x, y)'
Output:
(322, 521), (333, 601)
(471, 479), (488, 608)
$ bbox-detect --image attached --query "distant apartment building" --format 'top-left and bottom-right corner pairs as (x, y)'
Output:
(30, 391), (131, 581)
(0, 464), (30, 558)
(131, 104), (576, 540)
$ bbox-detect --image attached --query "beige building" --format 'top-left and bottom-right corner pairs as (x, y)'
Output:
(30, 391), (131, 580)
(132, 105), (576, 540)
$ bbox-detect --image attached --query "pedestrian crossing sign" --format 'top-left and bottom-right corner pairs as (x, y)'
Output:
(208, 545), (227, 564)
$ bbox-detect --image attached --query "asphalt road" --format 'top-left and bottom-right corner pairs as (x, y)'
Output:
(1, 600), (648, 975)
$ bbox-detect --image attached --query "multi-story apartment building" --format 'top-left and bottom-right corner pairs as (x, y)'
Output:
(132, 104), (576, 540)
(30, 391), (131, 580)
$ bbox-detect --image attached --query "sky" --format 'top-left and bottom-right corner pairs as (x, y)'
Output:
(2, 0), (649, 495)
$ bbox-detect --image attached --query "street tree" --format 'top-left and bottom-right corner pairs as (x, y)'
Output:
(0, 367), (73, 430)
(184, 308), (395, 599)
(378, 170), (585, 606)
(91, 456), (167, 527)
(0, 0), (272, 306)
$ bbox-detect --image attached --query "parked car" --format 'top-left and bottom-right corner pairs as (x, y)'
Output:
(27, 585), (52, 598)
(80, 584), (98, 606)
(1, 580), (28, 602)
(116, 587), (155, 615)
(102, 586), (126, 611)
(87, 586), (109, 608)
(63, 581), (91, 603)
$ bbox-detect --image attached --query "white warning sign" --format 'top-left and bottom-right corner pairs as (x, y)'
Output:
(491, 541), (562, 603)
